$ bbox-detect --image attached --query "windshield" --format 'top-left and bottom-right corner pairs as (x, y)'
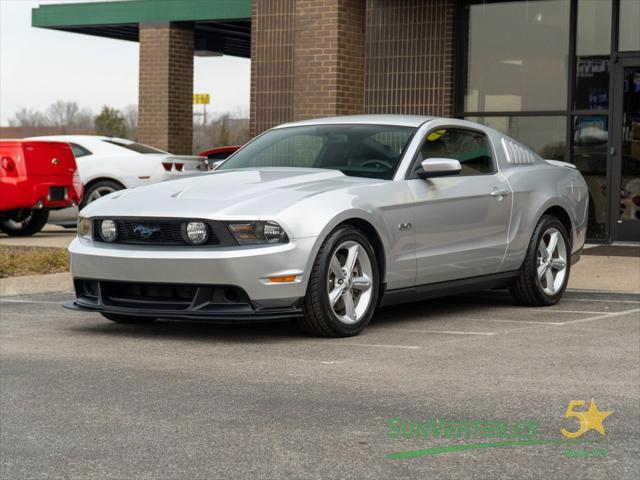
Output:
(217, 124), (416, 180)
(102, 139), (168, 154)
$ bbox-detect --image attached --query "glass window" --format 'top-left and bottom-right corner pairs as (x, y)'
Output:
(417, 129), (495, 176)
(102, 140), (168, 154)
(619, 0), (640, 52)
(576, 0), (612, 56)
(620, 67), (640, 222)
(464, 0), (570, 112)
(465, 116), (567, 160)
(572, 115), (609, 238)
(68, 142), (92, 158)
(218, 125), (417, 180)
(574, 58), (610, 110)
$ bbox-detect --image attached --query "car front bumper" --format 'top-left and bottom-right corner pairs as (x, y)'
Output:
(68, 236), (317, 318)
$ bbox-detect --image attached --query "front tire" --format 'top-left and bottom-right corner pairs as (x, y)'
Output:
(300, 226), (379, 337)
(0, 210), (49, 236)
(510, 215), (571, 306)
(101, 313), (156, 324)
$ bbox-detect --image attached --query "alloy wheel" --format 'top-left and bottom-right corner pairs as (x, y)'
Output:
(87, 185), (117, 203)
(536, 227), (568, 296)
(326, 240), (374, 325)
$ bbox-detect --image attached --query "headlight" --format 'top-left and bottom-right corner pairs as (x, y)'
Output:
(99, 219), (118, 242)
(226, 221), (288, 245)
(77, 216), (92, 239)
(185, 221), (209, 245)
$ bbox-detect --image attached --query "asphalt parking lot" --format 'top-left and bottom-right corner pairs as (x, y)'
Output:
(1, 289), (639, 479)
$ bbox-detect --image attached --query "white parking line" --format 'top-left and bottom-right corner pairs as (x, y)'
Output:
(557, 308), (640, 325)
(567, 298), (640, 304)
(0, 299), (63, 305)
(329, 342), (420, 350)
(461, 317), (564, 325)
(383, 328), (496, 336)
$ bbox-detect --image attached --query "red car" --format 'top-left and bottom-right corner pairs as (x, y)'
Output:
(198, 145), (240, 169)
(0, 140), (83, 236)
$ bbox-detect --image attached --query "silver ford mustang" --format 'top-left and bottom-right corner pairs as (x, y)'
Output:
(65, 115), (588, 337)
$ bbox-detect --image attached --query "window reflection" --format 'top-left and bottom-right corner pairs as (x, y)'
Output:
(576, 0), (611, 56)
(465, 116), (566, 160)
(620, 67), (640, 222)
(575, 58), (609, 110)
(572, 116), (608, 239)
(619, 0), (640, 52)
(465, 0), (570, 112)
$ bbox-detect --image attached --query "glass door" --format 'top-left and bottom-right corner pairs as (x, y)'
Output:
(611, 59), (640, 242)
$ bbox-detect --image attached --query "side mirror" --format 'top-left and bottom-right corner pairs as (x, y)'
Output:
(416, 158), (462, 179)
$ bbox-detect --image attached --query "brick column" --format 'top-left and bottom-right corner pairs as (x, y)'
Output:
(138, 22), (194, 154)
(364, 0), (456, 117)
(250, 0), (366, 134)
(293, 0), (365, 120)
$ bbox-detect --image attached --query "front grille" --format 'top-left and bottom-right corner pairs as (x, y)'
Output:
(93, 219), (221, 246)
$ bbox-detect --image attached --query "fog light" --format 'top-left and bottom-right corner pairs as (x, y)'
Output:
(99, 219), (118, 242)
(185, 222), (208, 244)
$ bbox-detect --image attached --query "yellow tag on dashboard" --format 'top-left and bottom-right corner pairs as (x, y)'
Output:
(427, 130), (446, 142)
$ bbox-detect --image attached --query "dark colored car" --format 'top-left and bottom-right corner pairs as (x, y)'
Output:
(198, 146), (240, 170)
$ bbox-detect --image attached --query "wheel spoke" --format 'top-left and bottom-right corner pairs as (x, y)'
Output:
(330, 256), (344, 279)
(537, 264), (547, 279)
(546, 231), (559, 257)
(545, 269), (554, 290)
(538, 242), (547, 259)
(328, 285), (344, 306)
(341, 291), (357, 322)
(551, 258), (566, 270)
(344, 245), (359, 276)
(351, 274), (372, 291)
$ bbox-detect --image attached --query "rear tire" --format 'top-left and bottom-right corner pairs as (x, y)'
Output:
(0, 210), (49, 236)
(300, 226), (379, 337)
(510, 215), (571, 306)
(80, 180), (124, 209)
(101, 313), (156, 324)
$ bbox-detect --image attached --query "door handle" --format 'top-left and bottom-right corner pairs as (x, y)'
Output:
(490, 188), (510, 197)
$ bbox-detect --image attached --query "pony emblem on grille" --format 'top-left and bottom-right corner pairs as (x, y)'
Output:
(133, 224), (160, 238)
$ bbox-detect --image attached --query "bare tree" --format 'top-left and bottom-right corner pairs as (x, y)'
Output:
(122, 104), (138, 140)
(46, 101), (93, 128)
(8, 108), (48, 127)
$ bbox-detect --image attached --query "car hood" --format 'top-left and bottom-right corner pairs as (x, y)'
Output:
(81, 168), (381, 219)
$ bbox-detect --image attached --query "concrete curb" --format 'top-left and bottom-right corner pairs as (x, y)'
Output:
(0, 272), (73, 297)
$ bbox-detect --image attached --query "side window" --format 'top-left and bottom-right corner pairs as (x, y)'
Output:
(69, 143), (92, 158)
(418, 129), (495, 176)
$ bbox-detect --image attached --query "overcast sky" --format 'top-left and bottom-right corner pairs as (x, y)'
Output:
(0, 0), (251, 125)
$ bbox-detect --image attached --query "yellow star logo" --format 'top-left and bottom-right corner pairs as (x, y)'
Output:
(561, 399), (613, 438)
(582, 399), (613, 436)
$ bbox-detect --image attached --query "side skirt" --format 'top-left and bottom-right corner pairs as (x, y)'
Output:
(379, 271), (519, 307)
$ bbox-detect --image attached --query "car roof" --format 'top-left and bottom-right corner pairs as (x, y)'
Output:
(274, 114), (435, 129)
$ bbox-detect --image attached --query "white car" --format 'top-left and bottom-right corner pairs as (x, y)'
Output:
(26, 135), (208, 226)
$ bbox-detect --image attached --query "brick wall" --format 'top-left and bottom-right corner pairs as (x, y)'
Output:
(138, 23), (194, 154)
(250, 0), (295, 136)
(250, 0), (456, 134)
(364, 0), (456, 117)
(293, 0), (365, 120)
